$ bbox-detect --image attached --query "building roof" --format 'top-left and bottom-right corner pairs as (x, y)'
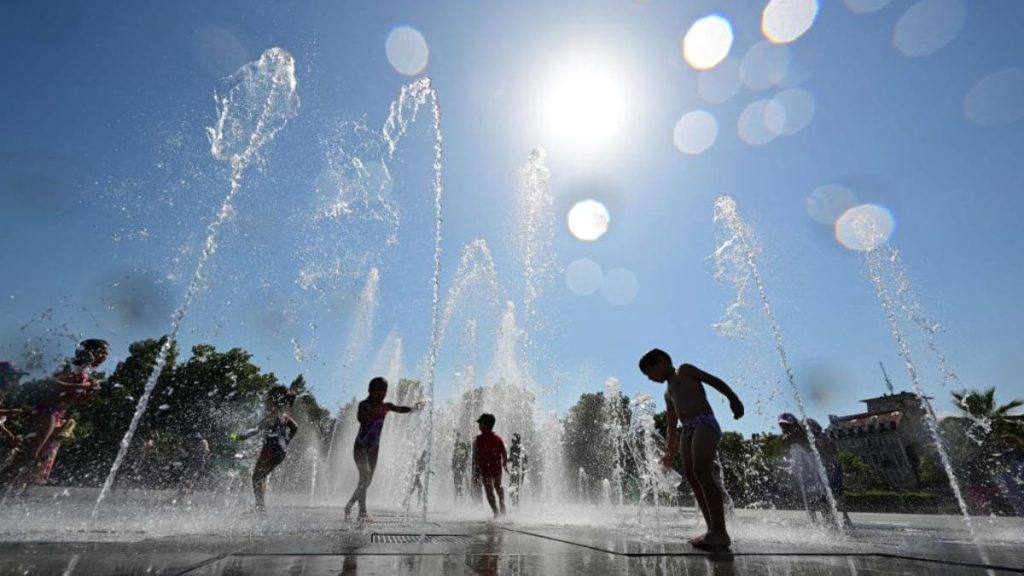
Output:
(859, 391), (932, 403)
(831, 410), (903, 430)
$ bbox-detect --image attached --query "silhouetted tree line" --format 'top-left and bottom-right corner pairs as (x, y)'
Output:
(4, 337), (333, 490)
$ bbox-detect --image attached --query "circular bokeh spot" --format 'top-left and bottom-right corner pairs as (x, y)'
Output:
(892, 0), (965, 58)
(964, 67), (1024, 127)
(673, 110), (719, 155)
(386, 26), (429, 76)
(567, 200), (610, 242)
(683, 15), (734, 71)
(807, 185), (859, 225)
(738, 99), (780, 146)
(835, 204), (895, 251)
(767, 88), (817, 136)
(740, 42), (791, 91)
(844, 0), (894, 13)
(565, 258), (604, 296)
(601, 268), (640, 306)
(698, 57), (742, 104)
(762, 0), (819, 44)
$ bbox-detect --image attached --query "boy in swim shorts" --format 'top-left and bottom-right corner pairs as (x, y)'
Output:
(639, 348), (744, 551)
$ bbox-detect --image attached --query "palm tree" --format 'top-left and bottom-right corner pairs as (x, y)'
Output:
(950, 387), (1024, 450)
(947, 388), (1024, 513)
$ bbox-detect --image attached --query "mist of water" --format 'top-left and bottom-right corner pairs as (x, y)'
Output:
(91, 48), (300, 521)
(517, 148), (556, 333)
(711, 195), (844, 534)
(852, 217), (986, 559)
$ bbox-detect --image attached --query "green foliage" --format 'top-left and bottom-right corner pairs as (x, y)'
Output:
(562, 391), (639, 497)
(3, 337), (336, 489)
(838, 450), (883, 492)
(944, 387), (1024, 490)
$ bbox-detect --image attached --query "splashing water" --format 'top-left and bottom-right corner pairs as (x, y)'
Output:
(436, 239), (501, 354)
(852, 216), (987, 559)
(91, 48), (299, 521)
(517, 148), (556, 332)
(342, 268), (381, 393)
(379, 78), (445, 521)
(603, 377), (628, 511)
(628, 392), (664, 534)
(710, 195), (844, 534)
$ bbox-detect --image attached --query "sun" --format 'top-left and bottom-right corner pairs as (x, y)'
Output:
(540, 53), (630, 154)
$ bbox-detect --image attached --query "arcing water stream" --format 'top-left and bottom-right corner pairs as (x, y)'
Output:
(711, 195), (845, 534)
(91, 48), (300, 521)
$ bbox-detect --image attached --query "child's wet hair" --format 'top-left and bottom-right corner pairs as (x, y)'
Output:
(267, 385), (297, 407)
(368, 377), (388, 392)
(639, 348), (672, 372)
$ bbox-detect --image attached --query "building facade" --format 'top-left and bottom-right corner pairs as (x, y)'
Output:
(826, 392), (932, 489)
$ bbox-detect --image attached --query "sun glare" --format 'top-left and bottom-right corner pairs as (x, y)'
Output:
(541, 54), (630, 153)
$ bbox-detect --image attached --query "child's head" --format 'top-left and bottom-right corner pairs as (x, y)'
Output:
(777, 412), (800, 434)
(476, 413), (496, 432)
(638, 348), (674, 383)
(266, 385), (297, 411)
(75, 339), (110, 368)
(367, 377), (388, 401)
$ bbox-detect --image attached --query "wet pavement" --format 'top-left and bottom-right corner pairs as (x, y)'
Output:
(1, 491), (1022, 575)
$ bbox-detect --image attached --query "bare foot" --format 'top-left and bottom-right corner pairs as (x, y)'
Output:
(692, 532), (731, 551)
(689, 532), (707, 544)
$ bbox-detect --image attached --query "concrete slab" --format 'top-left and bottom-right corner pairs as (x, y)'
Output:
(1, 491), (1022, 575)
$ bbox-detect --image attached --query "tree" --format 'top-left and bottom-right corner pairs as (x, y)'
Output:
(947, 387), (1024, 512)
(950, 387), (1024, 451)
(838, 451), (882, 492)
(50, 339), (285, 488)
(50, 337), (177, 486)
(563, 392), (615, 498)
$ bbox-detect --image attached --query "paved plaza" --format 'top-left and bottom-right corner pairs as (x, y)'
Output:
(1, 489), (1022, 575)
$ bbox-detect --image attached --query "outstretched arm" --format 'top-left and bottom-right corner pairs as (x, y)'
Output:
(385, 400), (425, 414)
(51, 376), (95, 391)
(661, 395), (679, 468)
(285, 415), (299, 442)
(682, 364), (744, 419)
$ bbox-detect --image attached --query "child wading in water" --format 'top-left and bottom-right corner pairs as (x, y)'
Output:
(473, 413), (508, 519)
(1, 340), (108, 494)
(344, 377), (421, 522)
(235, 386), (298, 516)
(639, 349), (744, 551)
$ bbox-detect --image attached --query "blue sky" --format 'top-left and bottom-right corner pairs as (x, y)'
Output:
(1, 0), (1022, 436)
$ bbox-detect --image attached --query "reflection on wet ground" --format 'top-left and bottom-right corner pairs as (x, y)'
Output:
(1, 499), (1022, 575)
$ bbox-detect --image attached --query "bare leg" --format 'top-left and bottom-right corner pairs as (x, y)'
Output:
(252, 452), (283, 514)
(0, 412), (57, 492)
(482, 477), (499, 517)
(681, 430), (711, 541)
(496, 484), (507, 516)
(691, 425), (730, 549)
(345, 447), (371, 518)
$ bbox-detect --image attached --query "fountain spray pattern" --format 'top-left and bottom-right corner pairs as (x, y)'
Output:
(91, 48), (300, 520)
(517, 148), (556, 334)
(851, 214), (988, 562)
(711, 195), (844, 534)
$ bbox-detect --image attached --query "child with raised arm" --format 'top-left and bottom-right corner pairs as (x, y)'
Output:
(344, 377), (422, 522)
(473, 413), (508, 519)
(234, 386), (299, 516)
(639, 348), (744, 551)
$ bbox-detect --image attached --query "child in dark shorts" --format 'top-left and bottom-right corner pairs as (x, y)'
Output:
(473, 413), (508, 518)
(235, 386), (298, 516)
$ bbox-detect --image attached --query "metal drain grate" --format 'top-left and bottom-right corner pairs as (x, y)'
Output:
(370, 533), (476, 544)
